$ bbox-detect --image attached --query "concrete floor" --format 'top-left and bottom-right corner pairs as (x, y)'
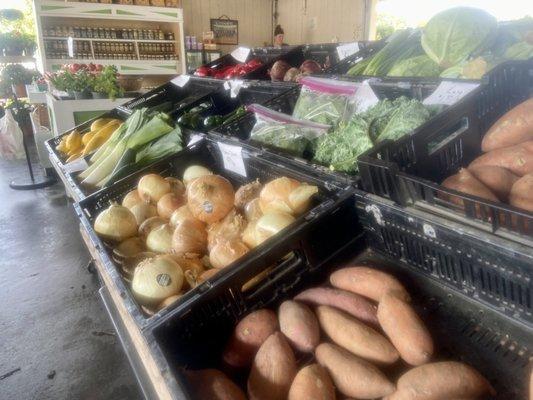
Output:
(0, 157), (142, 400)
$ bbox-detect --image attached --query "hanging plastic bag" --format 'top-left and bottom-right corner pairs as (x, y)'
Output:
(0, 110), (25, 160)
(292, 76), (359, 126)
(247, 103), (330, 157)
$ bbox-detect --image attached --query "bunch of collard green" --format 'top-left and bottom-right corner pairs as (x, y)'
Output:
(313, 97), (436, 174)
(347, 8), (533, 80)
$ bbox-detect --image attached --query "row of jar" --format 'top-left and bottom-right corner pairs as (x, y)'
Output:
(43, 26), (174, 41)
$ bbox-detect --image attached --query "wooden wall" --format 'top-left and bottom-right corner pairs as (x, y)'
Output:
(276, 0), (369, 44)
(182, 0), (274, 52)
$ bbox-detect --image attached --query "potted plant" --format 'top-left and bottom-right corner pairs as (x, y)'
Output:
(0, 64), (37, 97)
(1, 31), (25, 56)
(21, 33), (36, 57)
(91, 65), (123, 100)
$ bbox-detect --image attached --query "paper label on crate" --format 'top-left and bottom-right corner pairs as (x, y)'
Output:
(171, 74), (190, 88)
(231, 47), (251, 63)
(67, 37), (74, 58)
(227, 79), (249, 98)
(63, 157), (88, 174)
(353, 80), (379, 112)
(218, 142), (247, 176)
(187, 133), (203, 146)
(337, 42), (360, 60)
(423, 81), (479, 106)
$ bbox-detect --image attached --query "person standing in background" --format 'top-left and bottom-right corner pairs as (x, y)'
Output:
(273, 25), (287, 48)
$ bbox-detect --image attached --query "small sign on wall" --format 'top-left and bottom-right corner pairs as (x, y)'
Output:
(210, 16), (239, 45)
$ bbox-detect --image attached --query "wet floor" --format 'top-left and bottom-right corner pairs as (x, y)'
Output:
(0, 156), (142, 400)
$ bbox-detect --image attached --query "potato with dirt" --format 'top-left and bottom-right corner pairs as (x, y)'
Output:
(278, 300), (320, 353)
(185, 369), (246, 400)
(316, 305), (399, 364)
(509, 173), (533, 212)
(378, 292), (434, 366)
(329, 266), (410, 302)
(315, 342), (395, 399)
(441, 168), (499, 205)
(469, 141), (533, 177)
(287, 363), (336, 400)
(468, 165), (519, 201)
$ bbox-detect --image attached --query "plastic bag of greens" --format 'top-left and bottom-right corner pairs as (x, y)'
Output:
(292, 76), (359, 126)
(247, 104), (330, 157)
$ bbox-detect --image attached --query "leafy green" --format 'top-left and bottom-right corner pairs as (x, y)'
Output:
(504, 41), (533, 60)
(387, 55), (441, 77)
(135, 126), (183, 164)
(421, 7), (497, 68)
(292, 90), (350, 126)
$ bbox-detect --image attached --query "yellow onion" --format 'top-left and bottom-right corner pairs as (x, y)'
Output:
(164, 254), (205, 289)
(113, 236), (145, 259)
(209, 239), (249, 269)
(138, 174), (171, 203)
(157, 294), (181, 311)
(157, 192), (185, 219)
(234, 179), (262, 210)
(130, 202), (158, 225)
(132, 255), (183, 306)
(259, 177), (318, 215)
(165, 177), (185, 197)
(94, 203), (138, 242)
(187, 175), (235, 224)
(254, 211), (295, 245)
(244, 198), (263, 222)
(197, 268), (219, 284)
(207, 209), (246, 251)
(121, 251), (156, 280)
(172, 218), (208, 255)
(122, 189), (144, 209)
(146, 223), (174, 253)
(183, 165), (212, 186)
(242, 220), (258, 248)
(169, 205), (199, 227)
(138, 216), (167, 238)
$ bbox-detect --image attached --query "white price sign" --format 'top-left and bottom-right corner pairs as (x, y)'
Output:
(336, 42), (360, 61)
(67, 37), (74, 58)
(230, 47), (251, 63)
(423, 81), (479, 106)
(187, 133), (203, 146)
(218, 142), (246, 176)
(171, 74), (190, 88)
(63, 157), (88, 174)
(353, 80), (379, 112)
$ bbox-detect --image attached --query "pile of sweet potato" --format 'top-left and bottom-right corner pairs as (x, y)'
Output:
(184, 265), (498, 400)
(442, 98), (533, 214)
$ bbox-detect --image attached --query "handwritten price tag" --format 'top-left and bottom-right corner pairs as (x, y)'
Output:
(171, 74), (190, 88)
(423, 81), (479, 106)
(63, 157), (88, 174)
(231, 47), (251, 63)
(218, 142), (246, 176)
(336, 42), (360, 61)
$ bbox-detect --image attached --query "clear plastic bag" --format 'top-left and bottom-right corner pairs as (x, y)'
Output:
(0, 110), (25, 160)
(247, 103), (330, 157)
(292, 76), (359, 126)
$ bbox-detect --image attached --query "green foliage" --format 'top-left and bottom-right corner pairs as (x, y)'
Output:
(387, 55), (441, 77)
(376, 13), (407, 40)
(0, 64), (39, 85)
(91, 66), (123, 100)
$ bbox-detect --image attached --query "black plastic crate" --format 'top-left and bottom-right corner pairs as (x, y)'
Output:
(75, 135), (361, 330)
(356, 190), (533, 327)
(149, 236), (531, 400)
(357, 59), (533, 240)
(213, 75), (484, 188)
(325, 40), (385, 74)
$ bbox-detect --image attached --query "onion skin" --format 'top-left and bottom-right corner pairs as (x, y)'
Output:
(130, 203), (158, 225)
(183, 165), (212, 186)
(157, 193), (185, 219)
(114, 237), (146, 259)
(146, 224), (174, 253)
(94, 203), (138, 242)
(165, 254), (205, 289)
(138, 216), (167, 238)
(254, 211), (296, 245)
(138, 174), (171, 203)
(132, 255), (183, 306)
(210, 240), (249, 269)
(122, 190), (144, 209)
(235, 179), (262, 210)
(244, 198), (263, 222)
(157, 294), (181, 311)
(207, 209), (246, 251)
(198, 268), (219, 284)
(242, 221), (258, 248)
(187, 175), (235, 224)
(169, 205), (200, 227)
(259, 177), (301, 214)
(172, 218), (208, 255)
(165, 177), (185, 197)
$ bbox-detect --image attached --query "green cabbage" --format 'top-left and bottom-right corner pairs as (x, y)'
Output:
(387, 55), (441, 77)
(421, 7), (497, 68)
(504, 41), (533, 60)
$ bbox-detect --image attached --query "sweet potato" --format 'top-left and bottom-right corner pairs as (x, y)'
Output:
(278, 300), (320, 353)
(387, 361), (495, 400)
(222, 309), (278, 368)
(315, 342), (395, 399)
(329, 266), (411, 303)
(481, 98), (533, 152)
(248, 332), (297, 400)
(287, 363), (335, 400)
(469, 141), (533, 177)
(316, 305), (399, 364)
(441, 168), (499, 205)
(377, 292), (434, 366)
(294, 286), (379, 327)
(468, 165), (519, 201)
(186, 369), (246, 400)
(509, 173), (533, 212)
